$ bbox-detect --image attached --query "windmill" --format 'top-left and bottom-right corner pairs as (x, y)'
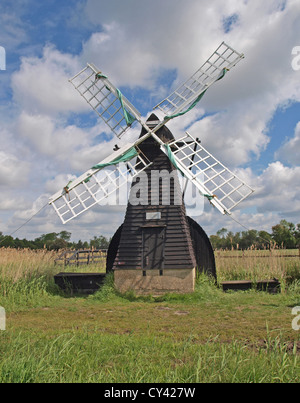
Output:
(49, 42), (254, 295)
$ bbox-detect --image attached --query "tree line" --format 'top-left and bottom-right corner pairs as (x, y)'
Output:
(0, 231), (111, 251)
(0, 219), (299, 251)
(209, 220), (300, 250)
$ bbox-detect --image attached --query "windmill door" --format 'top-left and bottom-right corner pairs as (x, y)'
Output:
(142, 227), (165, 270)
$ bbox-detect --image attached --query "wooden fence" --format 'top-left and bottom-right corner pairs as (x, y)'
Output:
(215, 249), (300, 259)
(55, 249), (107, 267)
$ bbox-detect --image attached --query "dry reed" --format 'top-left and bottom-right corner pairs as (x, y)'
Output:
(0, 247), (299, 287)
(215, 247), (300, 285)
(0, 247), (58, 281)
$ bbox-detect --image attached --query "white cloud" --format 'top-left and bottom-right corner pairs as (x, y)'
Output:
(254, 161), (300, 214)
(190, 157), (300, 236)
(18, 111), (88, 157)
(11, 45), (86, 115)
(0, 193), (30, 211)
(17, 111), (117, 172)
(1, 0), (300, 241)
(45, 173), (77, 195)
(79, 0), (300, 170)
(0, 4), (29, 50)
(275, 121), (300, 166)
(0, 150), (30, 187)
(192, 207), (284, 237)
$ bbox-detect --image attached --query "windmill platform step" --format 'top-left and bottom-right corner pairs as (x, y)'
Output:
(221, 279), (280, 294)
(54, 272), (106, 295)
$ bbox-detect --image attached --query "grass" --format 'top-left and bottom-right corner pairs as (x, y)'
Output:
(0, 247), (300, 383)
(0, 329), (298, 383)
(215, 248), (300, 289)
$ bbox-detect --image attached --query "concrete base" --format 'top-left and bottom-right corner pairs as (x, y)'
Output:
(114, 268), (196, 296)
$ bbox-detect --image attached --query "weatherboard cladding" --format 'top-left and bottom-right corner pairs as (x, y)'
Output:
(187, 216), (216, 279)
(113, 116), (196, 271)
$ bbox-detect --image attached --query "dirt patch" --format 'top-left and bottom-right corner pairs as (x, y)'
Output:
(243, 339), (300, 355)
(174, 311), (189, 316)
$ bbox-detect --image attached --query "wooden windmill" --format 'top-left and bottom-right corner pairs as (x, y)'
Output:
(49, 42), (254, 295)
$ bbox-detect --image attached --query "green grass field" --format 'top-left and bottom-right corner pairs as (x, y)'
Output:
(0, 248), (299, 383)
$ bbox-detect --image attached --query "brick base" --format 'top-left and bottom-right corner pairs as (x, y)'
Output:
(114, 268), (195, 296)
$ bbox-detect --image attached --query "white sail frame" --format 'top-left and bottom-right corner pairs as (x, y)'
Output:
(69, 63), (143, 138)
(50, 42), (252, 224)
(49, 143), (152, 224)
(153, 42), (244, 118)
(162, 132), (254, 215)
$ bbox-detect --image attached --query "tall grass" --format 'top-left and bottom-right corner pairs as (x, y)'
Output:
(0, 247), (57, 280)
(0, 248), (60, 311)
(215, 249), (300, 287)
(0, 248), (299, 383)
(0, 330), (298, 383)
(1, 246), (298, 285)
(0, 247), (299, 311)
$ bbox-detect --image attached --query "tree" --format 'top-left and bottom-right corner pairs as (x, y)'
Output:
(272, 220), (296, 249)
(257, 231), (272, 249)
(210, 235), (223, 249)
(49, 238), (68, 251)
(74, 240), (89, 250)
(58, 231), (71, 242)
(34, 232), (72, 250)
(217, 228), (227, 238)
(294, 224), (300, 246)
(0, 236), (14, 248)
(90, 235), (110, 249)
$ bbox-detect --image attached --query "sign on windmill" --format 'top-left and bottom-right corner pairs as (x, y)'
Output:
(50, 42), (254, 295)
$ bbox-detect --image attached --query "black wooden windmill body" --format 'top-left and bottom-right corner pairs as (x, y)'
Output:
(49, 42), (254, 294)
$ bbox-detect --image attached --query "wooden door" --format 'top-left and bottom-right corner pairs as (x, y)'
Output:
(142, 227), (165, 270)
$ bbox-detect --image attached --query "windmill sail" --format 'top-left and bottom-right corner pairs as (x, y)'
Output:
(153, 42), (244, 119)
(161, 132), (254, 215)
(69, 63), (142, 138)
(52, 42), (251, 223)
(49, 143), (152, 224)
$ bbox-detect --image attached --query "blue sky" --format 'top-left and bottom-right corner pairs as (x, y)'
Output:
(0, 0), (299, 242)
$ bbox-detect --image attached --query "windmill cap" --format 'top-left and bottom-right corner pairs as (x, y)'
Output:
(146, 113), (161, 127)
(139, 113), (175, 143)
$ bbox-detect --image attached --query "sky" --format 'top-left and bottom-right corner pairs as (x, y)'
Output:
(0, 0), (299, 243)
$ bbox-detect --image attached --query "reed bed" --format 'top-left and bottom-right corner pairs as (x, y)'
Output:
(0, 248), (107, 310)
(0, 247), (299, 287)
(0, 247), (58, 280)
(215, 248), (300, 287)
(0, 248), (60, 311)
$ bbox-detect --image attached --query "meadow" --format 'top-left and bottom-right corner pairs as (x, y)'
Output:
(0, 247), (299, 383)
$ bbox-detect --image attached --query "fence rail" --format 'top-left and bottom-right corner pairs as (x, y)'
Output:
(215, 250), (300, 259)
(55, 249), (107, 266)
